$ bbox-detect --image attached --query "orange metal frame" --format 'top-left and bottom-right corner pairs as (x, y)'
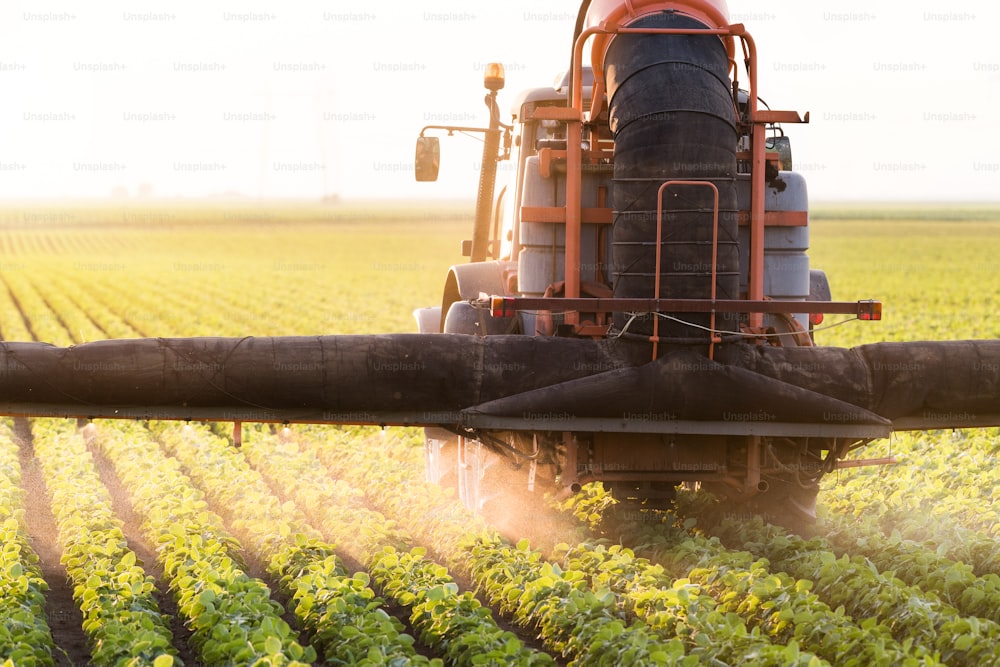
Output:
(653, 180), (720, 360)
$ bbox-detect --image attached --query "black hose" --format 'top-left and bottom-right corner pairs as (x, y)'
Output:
(604, 11), (740, 341)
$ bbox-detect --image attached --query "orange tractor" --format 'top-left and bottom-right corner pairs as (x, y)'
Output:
(411, 0), (998, 522)
(2, 0), (998, 526)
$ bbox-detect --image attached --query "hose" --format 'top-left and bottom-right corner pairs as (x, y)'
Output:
(604, 11), (740, 340)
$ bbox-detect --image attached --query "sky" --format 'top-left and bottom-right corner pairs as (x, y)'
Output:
(1, 0), (997, 202)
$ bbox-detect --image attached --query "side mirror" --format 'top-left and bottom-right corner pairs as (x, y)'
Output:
(415, 136), (440, 182)
(765, 135), (793, 171)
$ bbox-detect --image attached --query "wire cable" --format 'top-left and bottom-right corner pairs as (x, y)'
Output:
(612, 310), (861, 340)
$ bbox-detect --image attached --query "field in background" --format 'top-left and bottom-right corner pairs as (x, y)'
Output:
(808, 204), (1000, 346)
(0, 201), (472, 340)
(0, 201), (998, 665)
(2, 200), (999, 343)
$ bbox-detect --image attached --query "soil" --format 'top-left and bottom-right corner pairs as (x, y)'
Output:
(15, 419), (91, 667)
(88, 442), (201, 666)
(13, 419), (202, 666)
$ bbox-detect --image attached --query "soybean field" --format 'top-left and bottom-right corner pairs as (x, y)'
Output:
(0, 201), (998, 666)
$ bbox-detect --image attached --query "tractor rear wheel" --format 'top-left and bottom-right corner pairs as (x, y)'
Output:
(702, 473), (820, 531)
(746, 474), (820, 527)
(423, 427), (459, 490)
(455, 436), (526, 514)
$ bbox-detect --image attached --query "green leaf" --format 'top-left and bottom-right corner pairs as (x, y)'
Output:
(954, 634), (974, 652)
(427, 585), (449, 602)
(264, 635), (283, 655)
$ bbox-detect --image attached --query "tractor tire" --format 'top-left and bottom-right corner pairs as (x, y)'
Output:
(456, 436), (513, 514)
(746, 474), (820, 529)
(423, 427), (458, 490)
(703, 474), (819, 532)
(455, 435), (552, 516)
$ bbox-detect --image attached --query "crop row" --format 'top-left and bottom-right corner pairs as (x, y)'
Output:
(55, 270), (175, 339)
(0, 423), (55, 666)
(2, 221), (451, 340)
(0, 271), (69, 345)
(570, 535), (931, 666)
(90, 421), (314, 665)
(23, 276), (107, 344)
(0, 279), (34, 342)
(34, 227), (374, 339)
(39, 271), (139, 339)
(298, 426), (491, 569)
(39, 262), (338, 340)
(31, 419), (178, 665)
(307, 430), (788, 664)
(150, 421), (436, 665)
(299, 428), (810, 666)
(821, 435), (1000, 577)
(817, 509), (1000, 624)
(0, 230), (136, 257)
(321, 431), (994, 664)
(709, 516), (1000, 666)
(569, 536), (837, 665)
(553, 485), (939, 667)
(370, 546), (550, 666)
(83, 268), (237, 339)
(822, 429), (998, 536)
(468, 535), (701, 666)
(239, 425), (551, 665)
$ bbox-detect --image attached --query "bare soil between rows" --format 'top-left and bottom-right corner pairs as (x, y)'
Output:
(16, 419), (93, 667)
(15, 419), (202, 666)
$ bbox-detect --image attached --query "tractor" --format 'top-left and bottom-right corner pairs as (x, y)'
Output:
(409, 0), (996, 523)
(1, 0), (998, 528)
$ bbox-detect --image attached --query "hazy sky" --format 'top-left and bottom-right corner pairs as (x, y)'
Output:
(1, 0), (997, 201)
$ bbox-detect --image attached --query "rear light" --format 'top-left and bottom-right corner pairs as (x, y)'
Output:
(491, 297), (514, 318)
(809, 312), (824, 326)
(858, 300), (882, 321)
